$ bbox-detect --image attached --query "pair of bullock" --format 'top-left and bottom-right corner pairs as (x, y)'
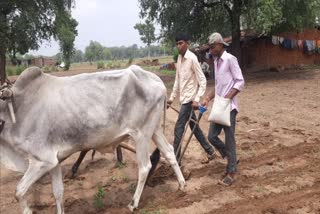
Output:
(0, 66), (185, 214)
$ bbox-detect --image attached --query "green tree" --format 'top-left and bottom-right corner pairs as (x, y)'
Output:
(55, 52), (63, 64)
(71, 49), (85, 63)
(55, 12), (78, 70)
(0, 0), (75, 84)
(134, 19), (156, 58)
(102, 48), (112, 60)
(138, 0), (320, 63)
(85, 41), (104, 62)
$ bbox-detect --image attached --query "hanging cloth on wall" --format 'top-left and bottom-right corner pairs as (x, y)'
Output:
(272, 35), (279, 45)
(316, 40), (320, 53)
(279, 37), (284, 45)
(297, 40), (304, 49)
(310, 40), (316, 52)
(282, 38), (292, 49)
(291, 39), (298, 49)
(303, 40), (308, 53)
(304, 40), (316, 54)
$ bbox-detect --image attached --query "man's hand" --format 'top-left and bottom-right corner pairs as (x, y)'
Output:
(201, 97), (211, 108)
(201, 99), (208, 108)
(224, 88), (239, 99)
(167, 100), (173, 109)
(224, 93), (232, 99)
(192, 101), (199, 110)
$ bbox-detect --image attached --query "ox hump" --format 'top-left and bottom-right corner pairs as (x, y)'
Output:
(14, 66), (44, 91)
(128, 65), (162, 83)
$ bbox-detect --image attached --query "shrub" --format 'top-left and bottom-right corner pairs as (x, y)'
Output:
(93, 185), (105, 209)
(160, 69), (176, 75)
(6, 67), (15, 76)
(173, 49), (179, 62)
(128, 57), (134, 65)
(113, 61), (121, 68)
(106, 61), (113, 69)
(43, 66), (50, 73)
(15, 65), (27, 75)
(51, 66), (59, 72)
(97, 61), (105, 69)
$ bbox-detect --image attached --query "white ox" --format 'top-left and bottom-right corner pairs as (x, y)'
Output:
(0, 65), (185, 214)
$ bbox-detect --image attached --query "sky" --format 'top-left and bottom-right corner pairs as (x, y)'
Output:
(30, 0), (146, 56)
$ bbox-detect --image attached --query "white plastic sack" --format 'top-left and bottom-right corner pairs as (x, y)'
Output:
(208, 95), (231, 126)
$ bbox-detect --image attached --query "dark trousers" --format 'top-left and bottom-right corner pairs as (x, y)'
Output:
(173, 102), (213, 160)
(208, 109), (238, 173)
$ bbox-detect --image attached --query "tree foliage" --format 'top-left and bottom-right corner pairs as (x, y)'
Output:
(55, 12), (78, 70)
(0, 0), (76, 82)
(81, 41), (173, 62)
(246, 0), (320, 33)
(85, 41), (104, 62)
(71, 49), (84, 63)
(134, 19), (157, 58)
(134, 20), (156, 47)
(138, 0), (320, 61)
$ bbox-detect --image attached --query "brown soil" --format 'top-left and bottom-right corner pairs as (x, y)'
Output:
(1, 67), (320, 214)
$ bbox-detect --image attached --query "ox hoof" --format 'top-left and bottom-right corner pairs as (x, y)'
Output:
(179, 182), (186, 191)
(23, 207), (33, 214)
(128, 204), (136, 212)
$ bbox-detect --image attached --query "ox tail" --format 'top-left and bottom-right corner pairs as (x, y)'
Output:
(147, 96), (167, 184)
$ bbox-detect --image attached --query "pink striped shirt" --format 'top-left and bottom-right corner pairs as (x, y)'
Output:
(214, 51), (245, 111)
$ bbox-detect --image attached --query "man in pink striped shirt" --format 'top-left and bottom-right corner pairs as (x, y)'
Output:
(202, 32), (245, 186)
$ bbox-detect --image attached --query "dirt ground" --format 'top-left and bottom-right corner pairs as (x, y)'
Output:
(1, 67), (320, 214)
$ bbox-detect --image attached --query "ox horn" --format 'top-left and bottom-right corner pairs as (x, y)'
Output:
(7, 100), (16, 124)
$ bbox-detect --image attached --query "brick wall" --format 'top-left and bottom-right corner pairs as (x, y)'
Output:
(30, 57), (57, 67)
(243, 29), (320, 70)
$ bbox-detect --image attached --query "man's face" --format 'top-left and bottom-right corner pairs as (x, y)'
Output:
(209, 43), (223, 57)
(176, 40), (188, 55)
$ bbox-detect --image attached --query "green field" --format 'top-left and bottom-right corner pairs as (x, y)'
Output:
(5, 56), (176, 77)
